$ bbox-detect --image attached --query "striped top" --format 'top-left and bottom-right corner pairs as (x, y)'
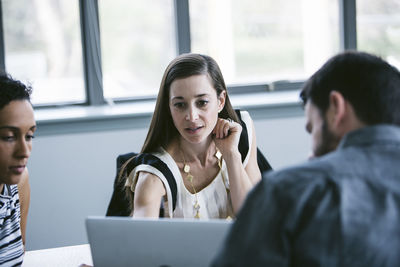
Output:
(0, 184), (24, 266)
(127, 111), (253, 219)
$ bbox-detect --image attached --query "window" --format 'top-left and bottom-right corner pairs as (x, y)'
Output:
(3, 0), (85, 105)
(190, 0), (340, 84)
(1, 0), (399, 108)
(98, 0), (176, 100)
(357, 0), (400, 69)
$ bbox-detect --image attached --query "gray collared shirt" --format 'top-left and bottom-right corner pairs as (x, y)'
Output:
(212, 125), (400, 267)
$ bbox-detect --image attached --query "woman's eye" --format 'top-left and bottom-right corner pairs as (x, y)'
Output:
(174, 102), (185, 109)
(26, 135), (35, 141)
(1, 136), (15, 142)
(197, 100), (208, 107)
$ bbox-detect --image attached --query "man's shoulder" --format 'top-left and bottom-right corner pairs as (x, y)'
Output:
(260, 155), (342, 198)
(263, 156), (333, 183)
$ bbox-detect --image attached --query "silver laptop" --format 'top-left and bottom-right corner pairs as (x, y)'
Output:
(85, 216), (232, 267)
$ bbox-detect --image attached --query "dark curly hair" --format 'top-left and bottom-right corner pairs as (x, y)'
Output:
(0, 72), (32, 110)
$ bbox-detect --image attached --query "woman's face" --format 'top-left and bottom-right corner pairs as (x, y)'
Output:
(0, 100), (36, 186)
(169, 74), (225, 144)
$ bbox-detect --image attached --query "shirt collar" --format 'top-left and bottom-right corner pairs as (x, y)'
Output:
(338, 124), (400, 149)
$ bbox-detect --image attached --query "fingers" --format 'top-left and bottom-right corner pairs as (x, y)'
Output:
(213, 118), (235, 139)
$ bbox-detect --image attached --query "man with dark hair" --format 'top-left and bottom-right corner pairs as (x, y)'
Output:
(212, 51), (400, 267)
(0, 73), (34, 266)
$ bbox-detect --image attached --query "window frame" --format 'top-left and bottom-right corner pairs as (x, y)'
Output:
(0, 0), (357, 108)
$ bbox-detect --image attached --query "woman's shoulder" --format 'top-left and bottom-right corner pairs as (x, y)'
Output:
(126, 148), (179, 188)
(126, 149), (169, 168)
(132, 149), (177, 169)
(126, 148), (179, 214)
(235, 109), (252, 124)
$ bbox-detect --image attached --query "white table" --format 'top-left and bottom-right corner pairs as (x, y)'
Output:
(22, 244), (93, 267)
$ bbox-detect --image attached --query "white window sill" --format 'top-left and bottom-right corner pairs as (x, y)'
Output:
(34, 90), (303, 136)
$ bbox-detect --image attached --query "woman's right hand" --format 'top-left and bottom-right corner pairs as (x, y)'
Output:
(212, 118), (242, 158)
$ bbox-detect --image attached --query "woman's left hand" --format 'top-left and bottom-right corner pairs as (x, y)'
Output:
(212, 118), (242, 156)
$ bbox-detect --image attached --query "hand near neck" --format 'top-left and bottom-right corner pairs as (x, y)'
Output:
(213, 118), (242, 162)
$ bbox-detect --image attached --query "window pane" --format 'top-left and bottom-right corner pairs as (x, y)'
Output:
(3, 0), (85, 105)
(99, 0), (176, 99)
(190, 0), (340, 85)
(357, 0), (400, 69)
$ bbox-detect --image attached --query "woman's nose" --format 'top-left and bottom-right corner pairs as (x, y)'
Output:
(15, 138), (31, 159)
(185, 106), (199, 121)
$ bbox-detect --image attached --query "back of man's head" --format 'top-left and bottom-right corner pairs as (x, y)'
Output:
(300, 51), (400, 126)
(0, 72), (32, 110)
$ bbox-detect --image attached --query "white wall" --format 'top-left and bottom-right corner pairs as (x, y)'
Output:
(26, 111), (310, 250)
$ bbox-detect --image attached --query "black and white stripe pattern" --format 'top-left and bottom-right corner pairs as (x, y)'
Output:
(0, 185), (24, 267)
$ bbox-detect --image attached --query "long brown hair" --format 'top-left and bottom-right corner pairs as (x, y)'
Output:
(141, 53), (238, 153)
(119, 53), (239, 214)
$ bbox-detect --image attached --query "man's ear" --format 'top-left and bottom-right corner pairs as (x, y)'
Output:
(218, 91), (226, 112)
(327, 91), (346, 129)
(327, 90), (365, 136)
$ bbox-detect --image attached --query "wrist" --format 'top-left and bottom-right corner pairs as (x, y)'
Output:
(223, 150), (241, 163)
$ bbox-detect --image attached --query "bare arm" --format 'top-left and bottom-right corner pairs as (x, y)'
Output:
(18, 169), (30, 247)
(132, 172), (166, 218)
(214, 117), (261, 214)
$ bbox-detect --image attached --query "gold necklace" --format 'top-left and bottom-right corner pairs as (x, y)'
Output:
(180, 146), (223, 219)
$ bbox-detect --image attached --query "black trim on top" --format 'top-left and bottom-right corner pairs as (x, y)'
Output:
(235, 109), (273, 173)
(126, 153), (178, 211)
(235, 110), (249, 163)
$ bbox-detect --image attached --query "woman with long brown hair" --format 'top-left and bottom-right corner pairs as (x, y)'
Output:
(123, 53), (262, 219)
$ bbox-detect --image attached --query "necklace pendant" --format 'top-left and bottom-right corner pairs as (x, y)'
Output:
(215, 150), (222, 160)
(194, 211), (200, 219)
(187, 174), (193, 182)
(193, 201), (200, 218)
(183, 164), (190, 173)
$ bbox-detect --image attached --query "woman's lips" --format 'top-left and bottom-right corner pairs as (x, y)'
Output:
(185, 126), (203, 134)
(9, 165), (25, 174)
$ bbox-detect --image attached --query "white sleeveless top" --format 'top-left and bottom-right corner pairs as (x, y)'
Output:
(126, 111), (253, 219)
